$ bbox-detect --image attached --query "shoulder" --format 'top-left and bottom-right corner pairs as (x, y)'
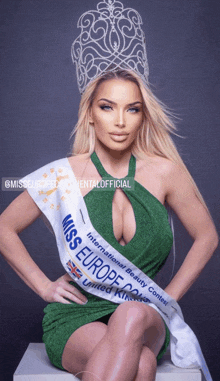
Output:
(67, 154), (90, 167)
(21, 155), (89, 179)
(20, 157), (72, 189)
(136, 154), (180, 181)
(135, 154), (183, 205)
(22, 157), (68, 176)
(66, 154), (92, 177)
(137, 154), (190, 199)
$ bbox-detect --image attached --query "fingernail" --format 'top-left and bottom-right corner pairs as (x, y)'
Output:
(83, 299), (88, 305)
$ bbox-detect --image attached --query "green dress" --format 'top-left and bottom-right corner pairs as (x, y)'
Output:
(42, 152), (173, 370)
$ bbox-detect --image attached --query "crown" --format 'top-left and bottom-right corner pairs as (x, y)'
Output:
(71, 0), (149, 94)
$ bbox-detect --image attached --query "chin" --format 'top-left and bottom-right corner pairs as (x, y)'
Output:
(108, 143), (134, 153)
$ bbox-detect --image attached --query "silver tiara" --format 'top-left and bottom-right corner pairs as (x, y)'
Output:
(71, 0), (149, 94)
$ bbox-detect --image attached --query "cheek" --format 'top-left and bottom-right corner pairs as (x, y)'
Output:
(93, 110), (110, 125)
(93, 113), (114, 133)
(93, 121), (108, 140)
(130, 117), (143, 135)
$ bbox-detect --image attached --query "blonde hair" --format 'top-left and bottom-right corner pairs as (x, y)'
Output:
(70, 69), (208, 211)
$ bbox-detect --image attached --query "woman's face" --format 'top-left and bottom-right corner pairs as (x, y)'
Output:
(89, 79), (143, 153)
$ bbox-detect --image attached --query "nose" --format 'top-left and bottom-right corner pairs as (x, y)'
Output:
(115, 108), (125, 128)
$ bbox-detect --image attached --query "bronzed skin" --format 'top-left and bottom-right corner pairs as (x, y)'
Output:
(0, 79), (218, 381)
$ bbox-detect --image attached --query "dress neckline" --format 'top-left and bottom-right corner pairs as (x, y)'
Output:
(65, 156), (168, 213)
(90, 151), (136, 179)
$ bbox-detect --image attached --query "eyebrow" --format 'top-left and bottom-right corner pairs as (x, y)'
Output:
(98, 98), (142, 106)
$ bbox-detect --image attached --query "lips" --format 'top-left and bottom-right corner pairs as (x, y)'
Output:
(110, 132), (129, 135)
(109, 132), (129, 141)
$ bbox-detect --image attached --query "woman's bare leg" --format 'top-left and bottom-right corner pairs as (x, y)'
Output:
(62, 301), (166, 381)
(82, 301), (165, 381)
(62, 321), (108, 378)
(133, 346), (157, 381)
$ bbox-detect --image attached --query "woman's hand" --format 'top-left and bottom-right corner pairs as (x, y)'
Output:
(42, 273), (88, 305)
(0, 191), (88, 305)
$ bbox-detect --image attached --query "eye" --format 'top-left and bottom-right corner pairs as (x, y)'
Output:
(100, 105), (113, 111)
(128, 107), (140, 113)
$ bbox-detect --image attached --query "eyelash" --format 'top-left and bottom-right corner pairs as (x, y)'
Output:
(100, 105), (140, 113)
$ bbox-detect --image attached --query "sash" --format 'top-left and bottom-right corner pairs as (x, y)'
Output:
(21, 158), (212, 381)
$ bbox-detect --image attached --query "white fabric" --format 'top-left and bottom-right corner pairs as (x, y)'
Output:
(21, 158), (212, 381)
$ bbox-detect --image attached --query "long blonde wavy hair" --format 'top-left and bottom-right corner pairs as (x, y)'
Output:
(70, 68), (208, 211)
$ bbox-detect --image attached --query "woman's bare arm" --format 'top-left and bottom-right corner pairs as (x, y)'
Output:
(0, 190), (87, 304)
(164, 163), (218, 302)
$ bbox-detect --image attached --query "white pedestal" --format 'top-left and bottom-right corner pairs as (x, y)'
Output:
(14, 343), (203, 381)
(14, 343), (78, 381)
(156, 349), (203, 381)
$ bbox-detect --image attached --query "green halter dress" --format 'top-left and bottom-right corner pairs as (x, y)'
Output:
(42, 152), (173, 370)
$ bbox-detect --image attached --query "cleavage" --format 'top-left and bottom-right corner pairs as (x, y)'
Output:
(112, 188), (136, 246)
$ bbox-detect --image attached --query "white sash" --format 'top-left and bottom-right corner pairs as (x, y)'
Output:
(21, 158), (212, 381)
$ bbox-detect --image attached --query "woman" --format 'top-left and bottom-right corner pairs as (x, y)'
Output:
(0, 67), (218, 381)
(1, 0), (219, 378)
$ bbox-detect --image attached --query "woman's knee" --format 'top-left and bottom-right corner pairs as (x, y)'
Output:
(107, 301), (156, 342)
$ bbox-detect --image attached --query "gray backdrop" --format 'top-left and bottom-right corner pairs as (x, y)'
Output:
(1, 1), (219, 380)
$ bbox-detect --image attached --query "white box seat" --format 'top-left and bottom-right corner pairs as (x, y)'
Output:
(14, 343), (203, 381)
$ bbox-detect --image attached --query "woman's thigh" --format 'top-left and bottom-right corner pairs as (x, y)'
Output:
(62, 321), (108, 374)
(62, 301), (166, 374)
